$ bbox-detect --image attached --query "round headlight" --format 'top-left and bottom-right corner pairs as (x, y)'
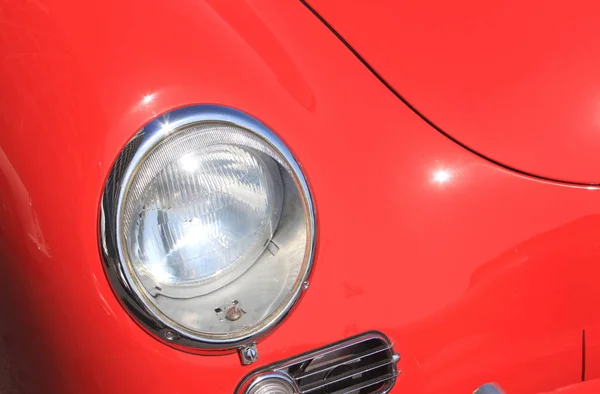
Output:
(100, 106), (315, 349)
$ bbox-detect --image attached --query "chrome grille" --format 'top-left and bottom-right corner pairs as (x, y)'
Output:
(237, 332), (400, 394)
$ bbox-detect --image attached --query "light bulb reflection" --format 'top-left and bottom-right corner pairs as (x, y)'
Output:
(179, 154), (199, 173)
(433, 169), (452, 184)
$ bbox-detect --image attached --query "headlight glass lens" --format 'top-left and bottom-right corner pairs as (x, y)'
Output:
(124, 140), (283, 297)
(107, 113), (314, 345)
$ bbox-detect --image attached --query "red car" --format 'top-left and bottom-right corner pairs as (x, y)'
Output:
(2, 1), (600, 393)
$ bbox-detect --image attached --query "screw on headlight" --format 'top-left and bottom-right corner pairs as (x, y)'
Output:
(226, 300), (245, 322)
(164, 330), (178, 341)
(238, 343), (259, 365)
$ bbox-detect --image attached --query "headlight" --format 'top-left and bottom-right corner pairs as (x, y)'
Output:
(100, 105), (315, 352)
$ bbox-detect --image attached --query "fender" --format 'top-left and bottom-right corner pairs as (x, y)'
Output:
(1, 1), (599, 393)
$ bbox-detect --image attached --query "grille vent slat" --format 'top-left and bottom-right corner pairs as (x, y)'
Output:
(327, 372), (401, 394)
(237, 332), (400, 394)
(301, 357), (398, 393)
(293, 343), (393, 381)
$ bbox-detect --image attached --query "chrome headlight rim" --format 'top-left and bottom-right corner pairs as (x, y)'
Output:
(100, 105), (316, 352)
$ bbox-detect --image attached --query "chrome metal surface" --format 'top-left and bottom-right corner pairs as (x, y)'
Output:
(473, 383), (505, 394)
(226, 304), (244, 322)
(99, 105), (317, 352)
(242, 372), (300, 394)
(239, 343), (259, 366)
(163, 331), (177, 342)
(236, 332), (400, 394)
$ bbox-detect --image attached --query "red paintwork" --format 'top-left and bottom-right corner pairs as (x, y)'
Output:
(582, 327), (600, 381)
(306, 0), (600, 185)
(541, 380), (600, 393)
(0, 1), (599, 393)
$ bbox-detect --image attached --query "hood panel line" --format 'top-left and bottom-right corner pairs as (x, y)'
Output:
(300, 0), (596, 187)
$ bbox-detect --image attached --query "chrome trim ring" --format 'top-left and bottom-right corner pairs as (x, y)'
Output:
(99, 105), (316, 352)
(242, 372), (300, 394)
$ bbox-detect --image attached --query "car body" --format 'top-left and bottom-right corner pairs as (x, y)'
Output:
(1, 1), (600, 393)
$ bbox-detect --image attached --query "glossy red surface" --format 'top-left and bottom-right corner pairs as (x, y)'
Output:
(541, 380), (600, 394)
(1, 1), (599, 393)
(583, 327), (600, 382)
(306, 0), (600, 184)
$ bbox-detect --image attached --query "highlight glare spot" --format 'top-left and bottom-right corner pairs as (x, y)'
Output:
(433, 169), (451, 184)
(142, 93), (155, 104)
(179, 154), (199, 173)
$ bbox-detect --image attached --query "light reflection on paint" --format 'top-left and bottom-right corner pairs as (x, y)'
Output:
(433, 169), (452, 184)
(142, 93), (155, 104)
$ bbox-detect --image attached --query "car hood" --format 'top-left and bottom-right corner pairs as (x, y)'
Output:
(307, 0), (600, 184)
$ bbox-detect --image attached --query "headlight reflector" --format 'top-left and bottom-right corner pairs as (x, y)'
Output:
(101, 106), (315, 349)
